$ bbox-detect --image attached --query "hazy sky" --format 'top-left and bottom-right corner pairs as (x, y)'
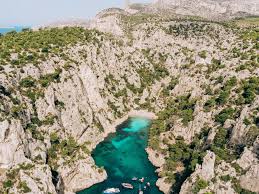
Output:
(0, 0), (151, 27)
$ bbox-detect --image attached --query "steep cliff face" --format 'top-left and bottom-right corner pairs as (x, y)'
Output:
(0, 6), (259, 194)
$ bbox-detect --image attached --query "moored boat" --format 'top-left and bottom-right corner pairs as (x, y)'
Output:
(139, 177), (145, 183)
(103, 188), (120, 194)
(132, 177), (138, 181)
(122, 183), (134, 189)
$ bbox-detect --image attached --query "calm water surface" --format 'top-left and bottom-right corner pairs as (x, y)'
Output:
(78, 117), (163, 194)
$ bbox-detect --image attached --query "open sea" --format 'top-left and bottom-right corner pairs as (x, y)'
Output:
(0, 26), (29, 34)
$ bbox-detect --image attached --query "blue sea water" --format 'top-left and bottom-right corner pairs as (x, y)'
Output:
(78, 117), (163, 194)
(0, 26), (29, 34)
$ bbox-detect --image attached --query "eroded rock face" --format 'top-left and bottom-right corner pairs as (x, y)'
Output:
(58, 158), (107, 193)
(156, 177), (172, 194)
(240, 164), (259, 193)
(237, 147), (258, 170)
(0, 120), (29, 169)
(180, 151), (215, 194)
(213, 180), (236, 194)
(90, 11), (125, 36)
(7, 164), (56, 194)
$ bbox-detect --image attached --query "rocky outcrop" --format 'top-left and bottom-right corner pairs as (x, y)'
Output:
(6, 164), (57, 194)
(58, 158), (107, 193)
(213, 180), (236, 194)
(237, 148), (259, 192)
(0, 120), (29, 169)
(237, 147), (258, 170)
(89, 8), (126, 36)
(180, 151), (215, 194)
(146, 148), (165, 168)
(156, 177), (172, 194)
(240, 164), (259, 193)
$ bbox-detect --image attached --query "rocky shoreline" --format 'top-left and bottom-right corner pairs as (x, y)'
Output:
(146, 148), (171, 194)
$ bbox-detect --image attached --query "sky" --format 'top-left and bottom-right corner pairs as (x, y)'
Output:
(0, 0), (151, 27)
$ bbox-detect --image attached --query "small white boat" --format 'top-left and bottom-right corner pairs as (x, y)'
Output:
(139, 177), (145, 183)
(132, 177), (138, 181)
(103, 188), (120, 194)
(122, 183), (134, 189)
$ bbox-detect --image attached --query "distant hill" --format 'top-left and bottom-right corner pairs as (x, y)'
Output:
(149, 0), (259, 20)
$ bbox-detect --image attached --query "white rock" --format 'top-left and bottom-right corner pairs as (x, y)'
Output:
(240, 164), (259, 193)
(236, 147), (258, 170)
(0, 120), (29, 168)
(58, 158), (107, 193)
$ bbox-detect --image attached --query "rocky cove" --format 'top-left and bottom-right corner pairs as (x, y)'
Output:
(78, 116), (163, 194)
(0, 2), (259, 194)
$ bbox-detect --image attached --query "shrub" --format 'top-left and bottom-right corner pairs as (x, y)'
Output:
(192, 178), (208, 194)
(242, 77), (259, 104)
(39, 69), (62, 87)
(11, 105), (24, 118)
(216, 90), (230, 105)
(213, 128), (228, 147)
(204, 98), (216, 111)
(215, 108), (235, 125)
(244, 126), (259, 146)
(18, 181), (31, 193)
(50, 132), (59, 144)
(42, 114), (57, 125)
(19, 76), (36, 88)
(3, 180), (13, 188)
(220, 175), (231, 182)
(198, 50), (207, 59)
(167, 77), (179, 91)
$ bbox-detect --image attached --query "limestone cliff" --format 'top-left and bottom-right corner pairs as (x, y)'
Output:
(0, 3), (259, 194)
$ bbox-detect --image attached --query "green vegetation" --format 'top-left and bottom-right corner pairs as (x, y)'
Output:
(204, 76), (237, 111)
(215, 107), (236, 125)
(162, 77), (179, 96)
(39, 68), (62, 87)
(192, 178), (208, 194)
(220, 175), (231, 182)
(198, 50), (207, 59)
(19, 76), (36, 88)
(234, 17), (259, 27)
(149, 94), (196, 150)
(244, 126), (259, 147)
(3, 180), (13, 189)
(159, 128), (209, 193)
(241, 77), (259, 104)
(48, 135), (89, 169)
(0, 27), (102, 67)
(11, 104), (25, 118)
(18, 181), (31, 193)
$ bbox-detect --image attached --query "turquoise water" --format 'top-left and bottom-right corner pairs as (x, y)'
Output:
(78, 117), (163, 194)
(0, 26), (29, 34)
